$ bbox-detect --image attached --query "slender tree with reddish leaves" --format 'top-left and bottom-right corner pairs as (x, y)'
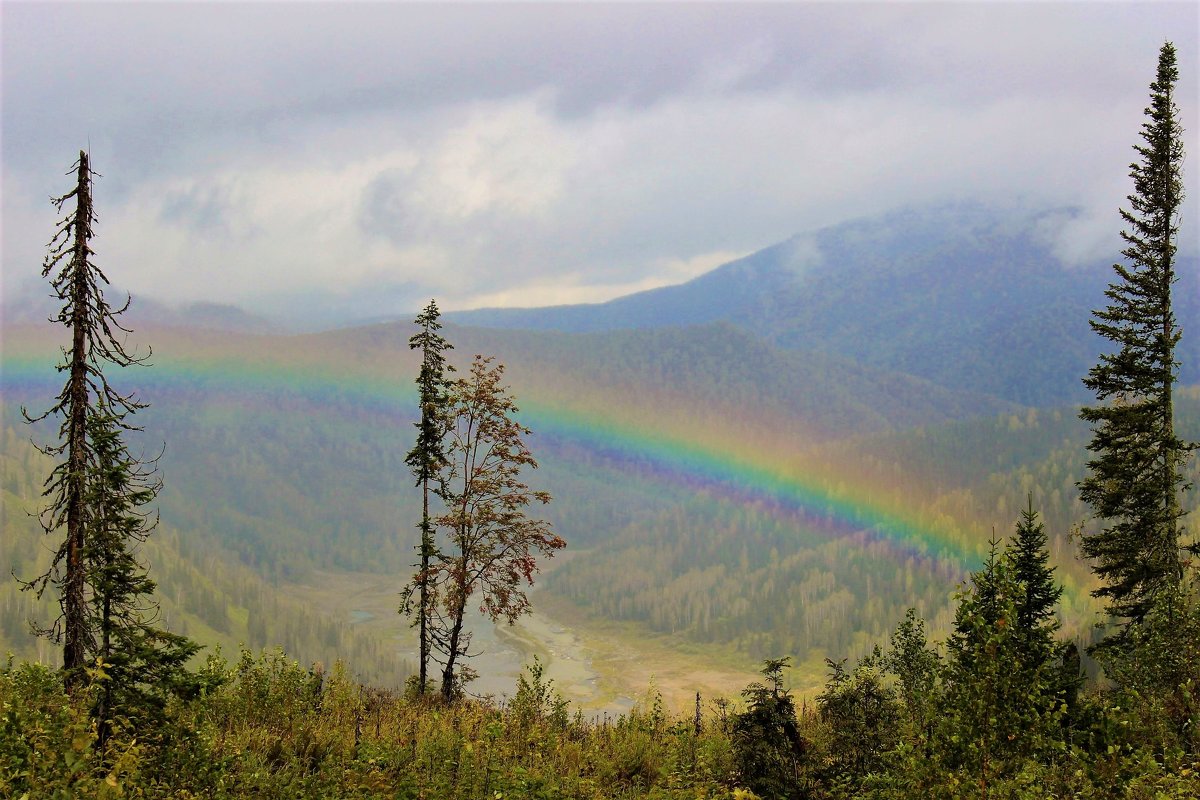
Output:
(429, 355), (565, 701)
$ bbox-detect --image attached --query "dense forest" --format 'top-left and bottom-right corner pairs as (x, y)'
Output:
(2, 40), (1199, 800)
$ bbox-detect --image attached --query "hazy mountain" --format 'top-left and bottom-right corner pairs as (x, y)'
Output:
(129, 299), (283, 334)
(449, 205), (1200, 407)
(327, 320), (1021, 440)
(446, 235), (806, 334)
(2, 291), (281, 334)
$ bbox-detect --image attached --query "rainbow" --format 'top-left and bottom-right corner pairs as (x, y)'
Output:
(522, 398), (1108, 619)
(2, 323), (1091, 603)
(1, 332), (409, 419)
(522, 399), (979, 564)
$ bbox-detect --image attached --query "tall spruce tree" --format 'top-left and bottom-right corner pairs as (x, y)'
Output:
(85, 405), (199, 747)
(942, 540), (1063, 783)
(1078, 42), (1193, 634)
(1008, 498), (1062, 671)
(21, 152), (157, 687)
(23, 153), (196, 731)
(401, 300), (452, 694)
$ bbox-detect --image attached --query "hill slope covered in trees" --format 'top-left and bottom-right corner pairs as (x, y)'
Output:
(5, 313), (1197, 689)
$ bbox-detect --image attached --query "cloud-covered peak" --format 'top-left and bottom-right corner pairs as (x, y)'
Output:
(3, 3), (1195, 318)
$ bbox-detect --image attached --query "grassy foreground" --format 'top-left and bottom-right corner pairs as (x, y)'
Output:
(1, 649), (742, 799)
(4, 644), (1199, 800)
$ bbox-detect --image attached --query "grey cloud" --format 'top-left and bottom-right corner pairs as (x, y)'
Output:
(8, 4), (1194, 176)
(249, 278), (429, 331)
(160, 183), (238, 237)
(2, 2), (1196, 317)
(358, 170), (414, 245)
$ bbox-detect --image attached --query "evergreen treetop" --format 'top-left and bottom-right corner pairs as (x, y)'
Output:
(402, 298), (454, 695)
(1008, 497), (1062, 668)
(1078, 41), (1194, 632)
(405, 299), (454, 489)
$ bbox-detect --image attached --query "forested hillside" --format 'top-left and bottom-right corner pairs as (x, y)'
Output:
(0, 312), (1015, 686)
(6, 313), (1197, 687)
(548, 391), (1200, 670)
(1, 315), (1020, 576)
(0, 426), (412, 687)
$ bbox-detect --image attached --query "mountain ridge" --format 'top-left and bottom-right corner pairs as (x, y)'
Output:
(447, 204), (1200, 407)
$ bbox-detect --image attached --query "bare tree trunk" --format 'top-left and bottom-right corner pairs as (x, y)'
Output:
(441, 587), (468, 701)
(418, 481), (430, 692)
(442, 464), (474, 702)
(63, 151), (92, 686)
(97, 592), (112, 748)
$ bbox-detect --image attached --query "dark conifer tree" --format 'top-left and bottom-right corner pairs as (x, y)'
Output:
(401, 300), (452, 694)
(1078, 42), (1193, 635)
(942, 541), (1062, 783)
(817, 656), (899, 784)
(947, 536), (1004, 662)
(22, 152), (155, 687)
(85, 406), (199, 747)
(733, 658), (807, 799)
(1007, 498), (1062, 672)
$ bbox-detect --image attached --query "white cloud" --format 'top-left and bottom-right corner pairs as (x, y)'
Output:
(458, 249), (750, 311)
(17, 77), (1187, 316)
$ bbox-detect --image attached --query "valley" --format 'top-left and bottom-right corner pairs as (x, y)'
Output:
(3, 206), (1198, 708)
(276, 567), (765, 714)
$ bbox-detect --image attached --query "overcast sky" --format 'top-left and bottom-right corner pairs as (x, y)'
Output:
(2, 2), (1196, 323)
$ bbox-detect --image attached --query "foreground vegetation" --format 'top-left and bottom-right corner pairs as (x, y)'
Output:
(3, 594), (1198, 800)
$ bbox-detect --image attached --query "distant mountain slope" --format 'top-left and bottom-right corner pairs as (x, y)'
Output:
(2, 293), (281, 334)
(447, 236), (806, 334)
(752, 207), (1198, 408)
(5, 311), (1197, 677)
(327, 320), (1020, 442)
(0, 427), (412, 686)
(130, 300), (283, 334)
(448, 205), (1200, 407)
(3, 318), (1011, 578)
(543, 388), (1200, 665)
